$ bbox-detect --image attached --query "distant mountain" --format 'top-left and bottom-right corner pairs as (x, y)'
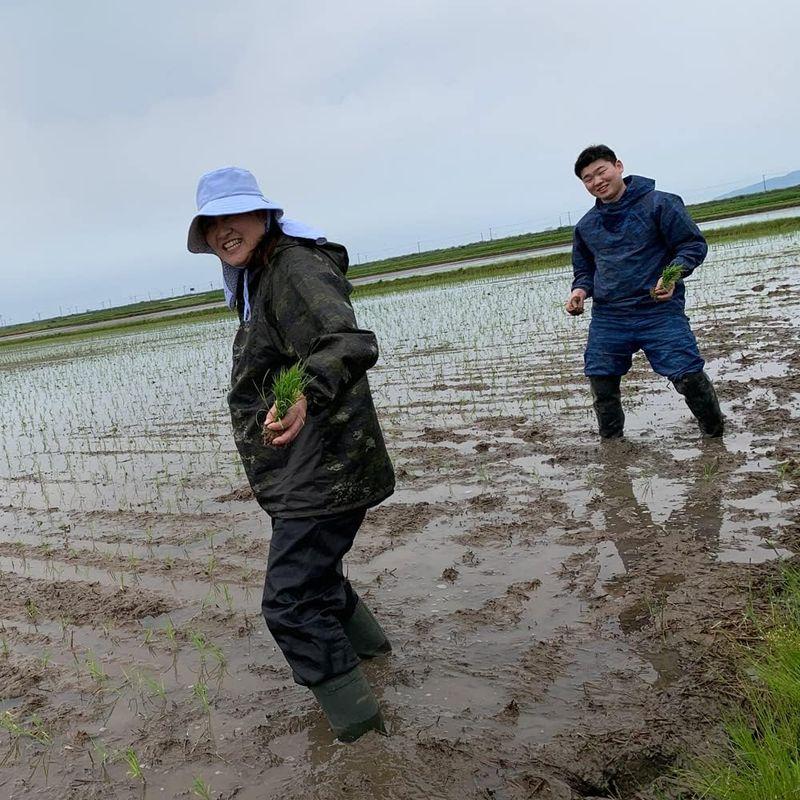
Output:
(716, 170), (800, 200)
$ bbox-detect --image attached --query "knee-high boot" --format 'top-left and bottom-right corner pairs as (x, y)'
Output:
(672, 371), (724, 437)
(589, 376), (624, 439)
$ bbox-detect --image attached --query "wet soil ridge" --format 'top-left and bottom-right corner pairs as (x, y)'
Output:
(0, 235), (798, 797)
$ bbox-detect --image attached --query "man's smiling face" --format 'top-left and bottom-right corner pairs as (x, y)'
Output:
(579, 159), (626, 203)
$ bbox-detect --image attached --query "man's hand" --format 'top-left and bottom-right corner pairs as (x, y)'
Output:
(566, 288), (587, 316)
(652, 276), (676, 302)
(264, 395), (308, 447)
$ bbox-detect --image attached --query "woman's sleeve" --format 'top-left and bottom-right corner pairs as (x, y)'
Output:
(271, 250), (380, 411)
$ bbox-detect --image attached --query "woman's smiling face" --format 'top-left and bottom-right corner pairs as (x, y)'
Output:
(203, 211), (268, 266)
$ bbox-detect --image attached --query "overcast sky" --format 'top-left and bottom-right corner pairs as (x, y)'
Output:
(1, 0), (798, 323)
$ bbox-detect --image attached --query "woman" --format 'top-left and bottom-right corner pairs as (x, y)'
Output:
(187, 166), (395, 742)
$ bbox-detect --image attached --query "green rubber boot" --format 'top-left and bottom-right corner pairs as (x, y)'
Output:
(311, 665), (386, 742)
(343, 600), (392, 658)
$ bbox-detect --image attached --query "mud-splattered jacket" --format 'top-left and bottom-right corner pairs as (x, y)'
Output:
(571, 175), (708, 314)
(227, 234), (395, 519)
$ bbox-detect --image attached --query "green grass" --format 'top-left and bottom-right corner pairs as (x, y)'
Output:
(0, 305), (230, 351)
(347, 184), (800, 280)
(704, 216), (800, 245)
(682, 566), (800, 799)
(687, 184), (800, 223)
(352, 250), (571, 299)
(347, 225), (575, 279)
(3, 183), (799, 342)
(0, 290), (223, 338)
(3, 214), (800, 350)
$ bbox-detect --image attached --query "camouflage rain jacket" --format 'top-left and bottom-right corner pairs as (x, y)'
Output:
(227, 234), (395, 519)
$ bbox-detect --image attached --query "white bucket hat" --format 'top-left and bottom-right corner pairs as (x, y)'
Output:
(187, 166), (285, 254)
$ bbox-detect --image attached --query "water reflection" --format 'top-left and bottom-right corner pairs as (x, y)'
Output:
(593, 442), (724, 630)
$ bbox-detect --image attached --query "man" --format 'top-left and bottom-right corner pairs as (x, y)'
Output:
(566, 144), (724, 439)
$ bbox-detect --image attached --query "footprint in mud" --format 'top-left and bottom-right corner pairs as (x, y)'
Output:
(0, 657), (47, 705)
(0, 572), (175, 626)
(449, 579), (541, 629)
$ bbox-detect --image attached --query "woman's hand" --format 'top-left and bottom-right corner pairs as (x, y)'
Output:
(264, 395), (308, 447)
(652, 277), (676, 302)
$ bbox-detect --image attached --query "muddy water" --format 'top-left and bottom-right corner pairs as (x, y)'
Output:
(1, 234), (799, 798)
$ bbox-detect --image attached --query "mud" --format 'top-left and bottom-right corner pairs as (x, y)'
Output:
(0, 235), (799, 798)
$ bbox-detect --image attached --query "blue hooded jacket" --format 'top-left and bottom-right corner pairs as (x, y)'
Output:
(571, 175), (708, 314)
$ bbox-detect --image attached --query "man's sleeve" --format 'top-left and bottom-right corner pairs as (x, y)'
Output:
(271, 252), (380, 411)
(658, 194), (708, 276)
(571, 226), (595, 297)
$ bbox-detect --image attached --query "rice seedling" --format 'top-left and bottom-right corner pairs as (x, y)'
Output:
(24, 598), (39, 627)
(257, 361), (311, 445)
(702, 458), (720, 481)
(207, 641), (228, 685)
(220, 583), (235, 612)
(191, 679), (215, 741)
(192, 776), (213, 800)
(142, 673), (167, 706)
(121, 745), (145, 786)
(88, 737), (112, 782)
(192, 680), (210, 713)
(203, 554), (218, 579)
(0, 711), (52, 766)
(163, 617), (179, 649)
(776, 459), (799, 485)
(85, 653), (108, 688)
(650, 263), (684, 299)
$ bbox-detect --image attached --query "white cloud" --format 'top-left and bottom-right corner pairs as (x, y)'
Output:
(1, 0), (798, 321)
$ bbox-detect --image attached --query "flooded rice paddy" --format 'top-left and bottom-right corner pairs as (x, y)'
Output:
(1, 234), (799, 799)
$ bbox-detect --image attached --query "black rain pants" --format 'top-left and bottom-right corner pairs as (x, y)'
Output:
(261, 508), (365, 686)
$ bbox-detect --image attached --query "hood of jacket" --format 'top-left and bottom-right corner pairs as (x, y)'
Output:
(273, 236), (350, 277)
(595, 175), (655, 232)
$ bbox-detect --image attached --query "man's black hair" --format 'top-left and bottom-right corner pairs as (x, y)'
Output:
(574, 145), (617, 178)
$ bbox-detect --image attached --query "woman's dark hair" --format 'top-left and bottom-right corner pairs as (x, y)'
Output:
(574, 144), (617, 177)
(247, 212), (281, 269)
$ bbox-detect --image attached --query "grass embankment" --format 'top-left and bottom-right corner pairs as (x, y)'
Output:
(688, 184), (800, 222)
(347, 184), (800, 280)
(0, 290), (223, 338)
(353, 216), (800, 300)
(3, 212), (800, 351)
(0, 306), (231, 352)
(683, 564), (800, 798)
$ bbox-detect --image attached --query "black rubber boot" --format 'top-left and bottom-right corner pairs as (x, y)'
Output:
(589, 376), (625, 439)
(311, 665), (386, 742)
(672, 371), (724, 437)
(343, 600), (392, 659)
